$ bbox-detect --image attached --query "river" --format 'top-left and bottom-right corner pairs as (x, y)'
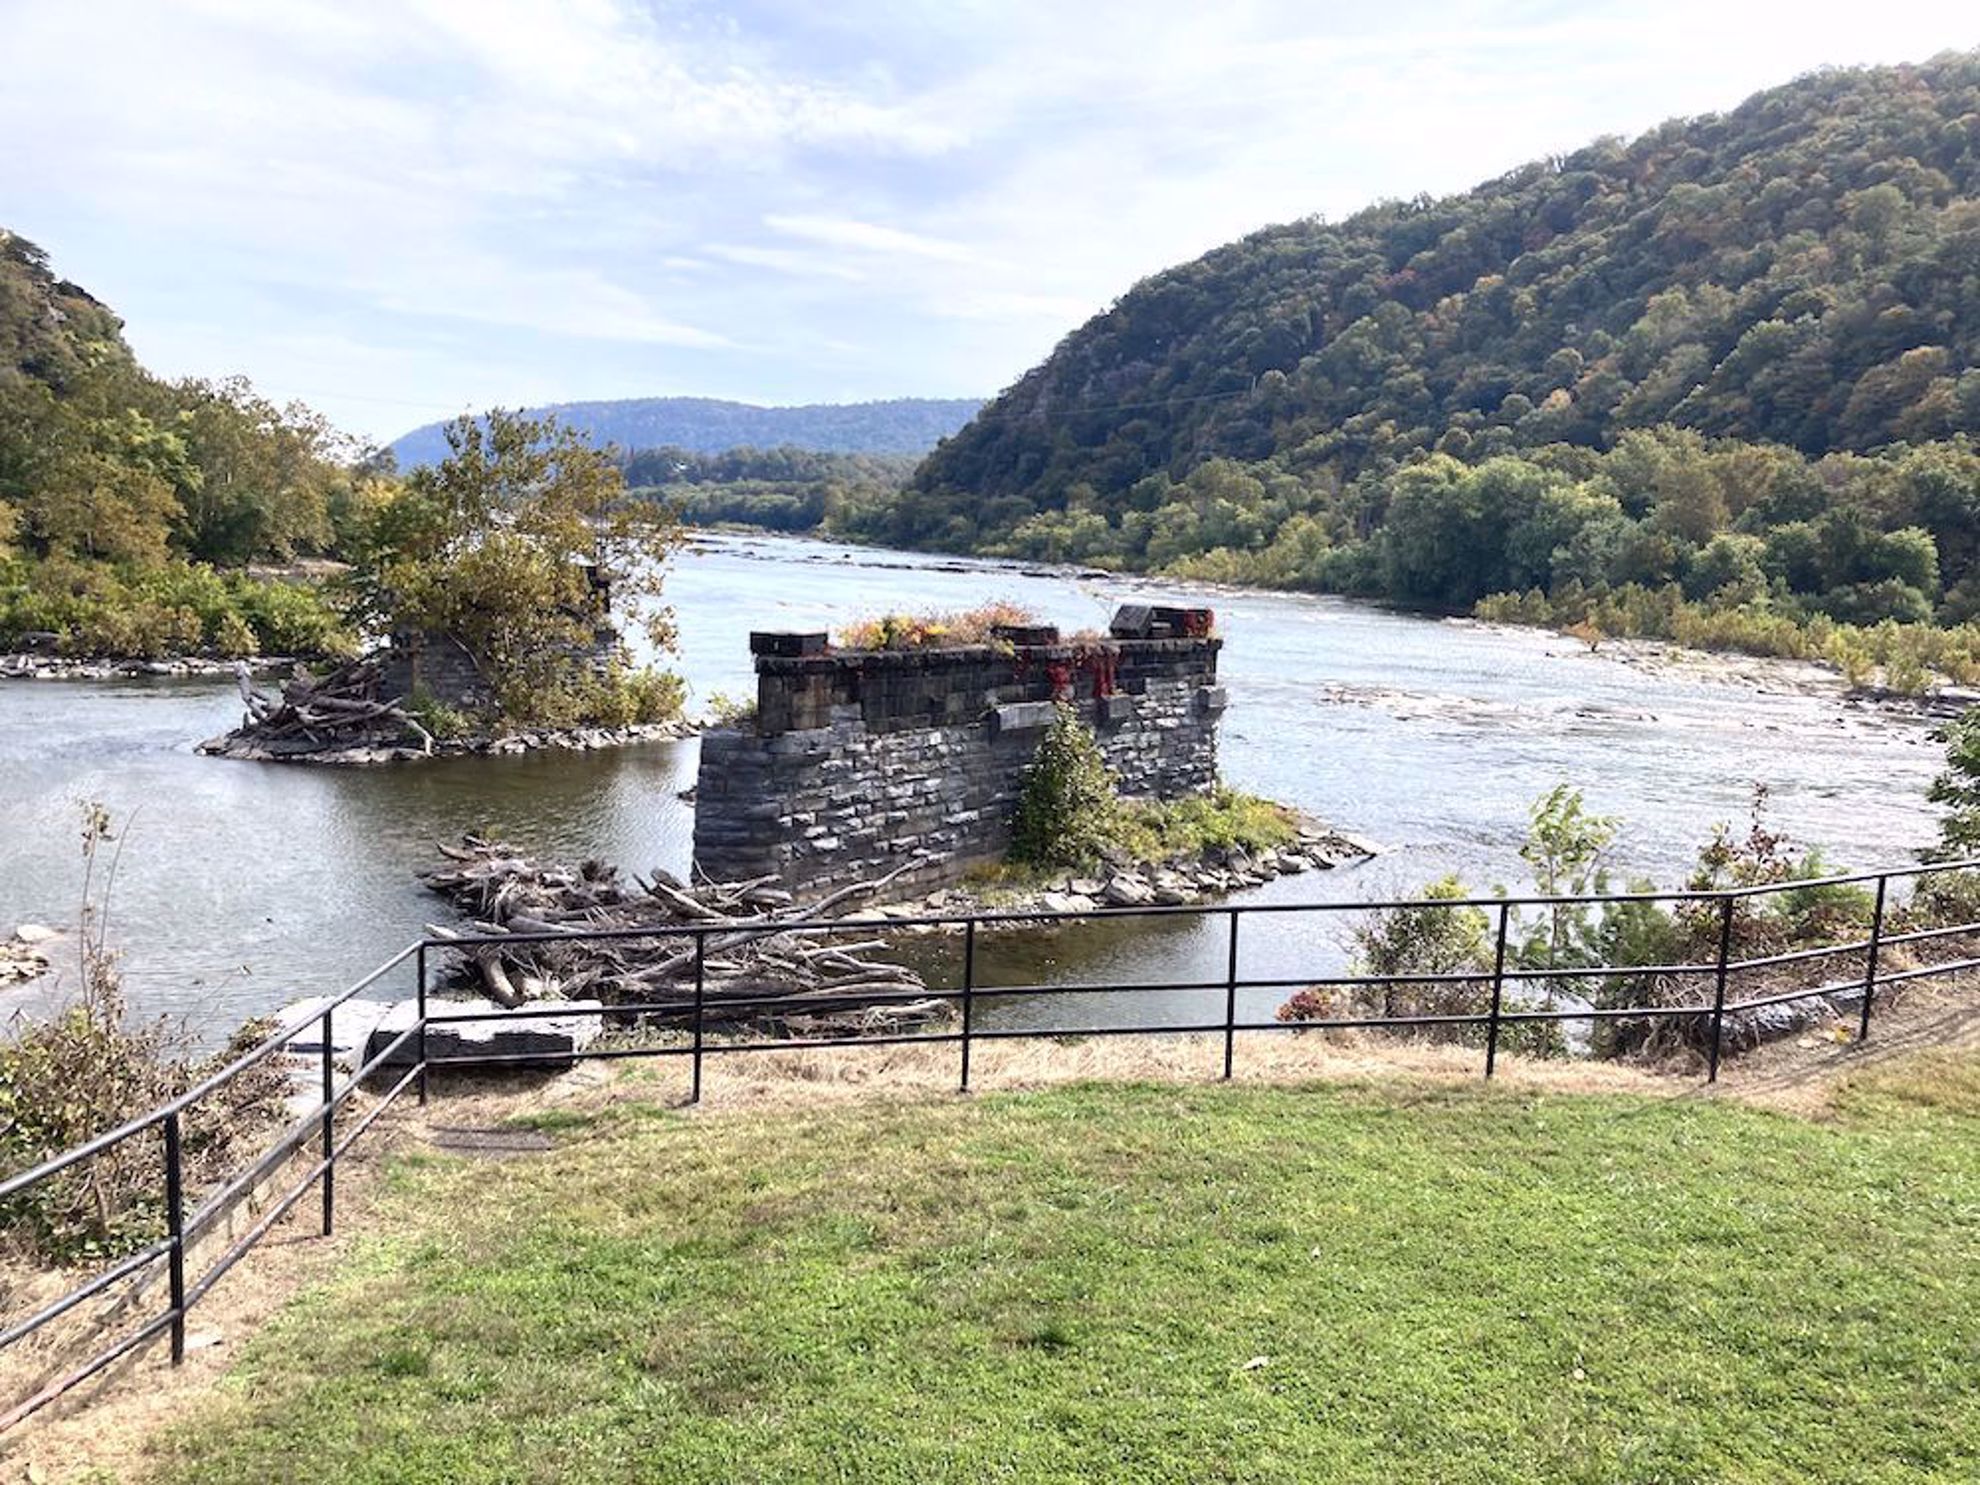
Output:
(0, 533), (1947, 1040)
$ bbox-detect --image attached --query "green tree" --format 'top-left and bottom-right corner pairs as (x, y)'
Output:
(344, 409), (684, 722)
(1518, 784), (1618, 969)
(1928, 709), (1980, 860)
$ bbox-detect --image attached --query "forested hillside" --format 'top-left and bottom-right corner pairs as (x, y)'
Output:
(390, 396), (981, 468)
(0, 229), (358, 655)
(622, 445), (914, 532)
(859, 53), (1980, 670)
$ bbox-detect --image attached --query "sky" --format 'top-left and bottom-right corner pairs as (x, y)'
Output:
(2, 1), (1975, 445)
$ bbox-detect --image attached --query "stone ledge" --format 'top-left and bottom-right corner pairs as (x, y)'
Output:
(989, 700), (1061, 736)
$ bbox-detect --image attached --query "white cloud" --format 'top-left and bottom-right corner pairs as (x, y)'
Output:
(1, 0), (1973, 440)
(765, 214), (979, 264)
(706, 245), (870, 282)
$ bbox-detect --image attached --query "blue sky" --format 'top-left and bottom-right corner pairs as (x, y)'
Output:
(2, 0), (1974, 444)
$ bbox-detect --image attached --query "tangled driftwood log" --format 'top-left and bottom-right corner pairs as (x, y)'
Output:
(418, 837), (948, 1037)
(204, 659), (434, 761)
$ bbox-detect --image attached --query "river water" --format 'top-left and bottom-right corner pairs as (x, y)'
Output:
(0, 533), (1947, 1040)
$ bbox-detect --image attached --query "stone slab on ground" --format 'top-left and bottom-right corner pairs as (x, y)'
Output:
(365, 996), (606, 1073)
(277, 997), (398, 1061)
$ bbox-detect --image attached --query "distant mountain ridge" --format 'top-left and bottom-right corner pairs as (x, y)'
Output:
(388, 396), (983, 467)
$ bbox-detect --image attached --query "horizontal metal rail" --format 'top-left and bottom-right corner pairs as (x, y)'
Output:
(6, 856), (1979, 1436)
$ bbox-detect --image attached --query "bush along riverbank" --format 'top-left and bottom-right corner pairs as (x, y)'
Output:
(1280, 781), (1980, 1066)
(198, 656), (691, 766)
(862, 707), (1376, 920)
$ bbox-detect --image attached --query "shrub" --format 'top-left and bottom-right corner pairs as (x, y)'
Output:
(0, 556), (354, 660)
(1280, 876), (1512, 1040)
(1907, 867), (1980, 929)
(1927, 707), (1980, 860)
(407, 687), (474, 743)
(706, 690), (758, 728)
(233, 575), (351, 657)
(1283, 876), (1568, 1053)
(510, 663), (686, 731)
(212, 608), (259, 657)
(837, 600), (1038, 651)
(1516, 784), (1616, 970)
(1110, 787), (1299, 861)
(1010, 705), (1121, 868)
(0, 808), (289, 1263)
(582, 664), (684, 727)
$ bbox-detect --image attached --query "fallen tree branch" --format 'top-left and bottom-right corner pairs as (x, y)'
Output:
(418, 837), (943, 1037)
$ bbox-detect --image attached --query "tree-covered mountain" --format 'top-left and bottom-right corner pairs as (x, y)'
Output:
(858, 53), (1980, 659)
(2, 229), (359, 656)
(389, 396), (981, 469)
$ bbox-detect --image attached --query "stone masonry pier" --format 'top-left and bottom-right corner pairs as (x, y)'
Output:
(692, 606), (1225, 899)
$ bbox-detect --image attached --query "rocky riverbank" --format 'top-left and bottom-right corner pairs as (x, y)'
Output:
(2, 923), (57, 985)
(870, 822), (1381, 923)
(200, 717), (696, 766)
(1, 652), (296, 682)
(1462, 621), (1980, 721)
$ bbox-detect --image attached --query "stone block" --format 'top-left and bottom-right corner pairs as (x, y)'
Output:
(990, 700), (1059, 737)
(278, 997), (396, 1062)
(749, 631), (828, 658)
(1110, 604), (1155, 638)
(1098, 694), (1137, 726)
(367, 997), (605, 1073)
(1196, 685), (1229, 714)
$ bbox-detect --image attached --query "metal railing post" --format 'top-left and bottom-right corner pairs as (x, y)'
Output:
(1485, 901), (1511, 1079)
(690, 930), (706, 1105)
(1707, 895), (1735, 1084)
(415, 942), (429, 1107)
(163, 1113), (186, 1365)
(320, 1006), (335, 1236)
(1222, 909), (1240, 1080)
(1858, 874), (1889, 1044)
(960, 918), (977, 1093)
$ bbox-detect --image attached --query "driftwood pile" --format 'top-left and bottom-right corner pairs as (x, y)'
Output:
(418, 837), (947, 1037)
(204, 660), (433, 761)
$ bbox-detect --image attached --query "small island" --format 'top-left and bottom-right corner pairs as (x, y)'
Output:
(197, 410), (691, 764)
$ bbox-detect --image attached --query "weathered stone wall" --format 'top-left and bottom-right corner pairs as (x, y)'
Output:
(376, 632), (490, 710)
(376, 619), (621, 713)
(693, 611), (1224, 899)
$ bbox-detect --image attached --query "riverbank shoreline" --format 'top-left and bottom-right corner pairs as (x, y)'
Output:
(198, 715), (698, 766)
(710, 530), (1978, 722)
(1484, 625), (1980, 721)
(872, 820), (1381, 924)
(0, 652), (305, 682)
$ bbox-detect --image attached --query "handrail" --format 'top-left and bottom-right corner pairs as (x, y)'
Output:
(0, 941), (421, 1205)
(420, 855), (1980, 950)
(4, 855), (1978, 1437)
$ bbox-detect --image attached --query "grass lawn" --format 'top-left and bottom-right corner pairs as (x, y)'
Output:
(150, 1058), (1980, 1484)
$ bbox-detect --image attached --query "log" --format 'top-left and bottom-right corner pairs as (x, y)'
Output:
(417, 836), (945, 1037)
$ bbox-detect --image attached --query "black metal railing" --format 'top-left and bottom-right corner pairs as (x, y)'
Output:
(4, 856), (1978, 1433)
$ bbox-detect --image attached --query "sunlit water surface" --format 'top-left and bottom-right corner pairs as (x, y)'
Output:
(0, 534), (1942, 1040)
